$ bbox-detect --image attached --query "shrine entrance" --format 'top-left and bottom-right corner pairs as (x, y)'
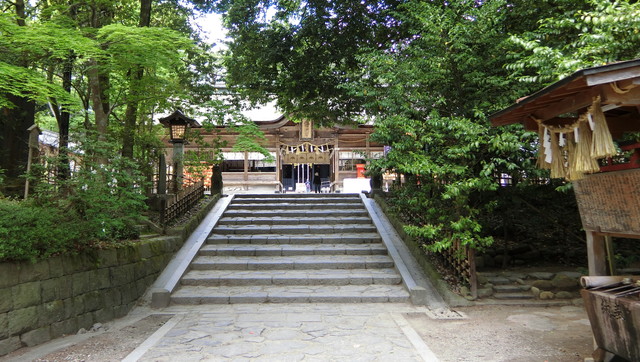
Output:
(280, 143), (333, 192)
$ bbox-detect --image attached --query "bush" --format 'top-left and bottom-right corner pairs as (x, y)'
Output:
(0, 199), (86, 262)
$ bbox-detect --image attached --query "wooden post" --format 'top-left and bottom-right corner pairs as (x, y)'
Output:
(587, 231), (608, 276)
(275, 134), (281, 188)
(24, 125), (41, 200)
(468, 247), (478, 299)
(158, 154), (167, 194)
(243, 151), (249, 190)
(173, 142), (184, 193)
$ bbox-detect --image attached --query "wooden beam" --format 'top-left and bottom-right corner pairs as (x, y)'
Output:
(531, 88), (600, 121)
(586, 231), (608, 276)
(586, 66), (640, 86)
(602, 84), (640, 106)
(615, 77), (640, 91)
(541, 117), (579, 128)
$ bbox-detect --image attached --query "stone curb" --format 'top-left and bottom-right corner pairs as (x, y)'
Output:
(149, 195), (234, 308)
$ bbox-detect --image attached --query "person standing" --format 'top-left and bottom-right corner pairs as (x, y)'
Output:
(313, 171), (321, 193)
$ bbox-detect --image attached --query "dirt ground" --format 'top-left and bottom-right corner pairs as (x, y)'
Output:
(2, 315), (172, 362)
(2, 303), (594, 362)
(406, 304), (593, 362)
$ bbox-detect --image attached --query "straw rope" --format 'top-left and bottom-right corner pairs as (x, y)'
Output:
(533, 96), (616, 180)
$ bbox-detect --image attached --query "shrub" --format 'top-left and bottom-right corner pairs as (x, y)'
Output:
(0, 199), (86, 262)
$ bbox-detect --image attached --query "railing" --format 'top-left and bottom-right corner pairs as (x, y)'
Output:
(159, 179), (205, 225)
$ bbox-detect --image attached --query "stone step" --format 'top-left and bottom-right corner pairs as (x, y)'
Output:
(190, 255), (395, 270)
(234, 193), (357, 199)
(180, 268), (402, 286)
(228, 203), (364, 210)
(206, 233), (382, 245)
(171, 284), (411, 304)
(493, 285), (531, 293)
(493, 292), (535, 300)
(228, 197), (362, 204)
(199, 243), (388, 256)
(212, 224), (377, 235)
(223, 209), (369, 218)
(217, 216), (372, 226)
(485, 276), (512, 285)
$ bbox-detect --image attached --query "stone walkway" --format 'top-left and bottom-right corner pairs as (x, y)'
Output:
(124, 303), (439, 362)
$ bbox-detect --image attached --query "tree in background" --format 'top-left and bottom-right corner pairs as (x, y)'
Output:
(213, 0), (588, 253)
(508, 0), (640, 83)
(0, 0), (240, 261)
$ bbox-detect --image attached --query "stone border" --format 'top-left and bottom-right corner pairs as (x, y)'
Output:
(150, 195), (233, 308)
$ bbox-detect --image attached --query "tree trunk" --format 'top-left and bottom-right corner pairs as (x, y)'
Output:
(56, 53), (73, 180)
(88, 59), (109, 144)
(0, 0), (36, 195)
(0, 96), (36, 195)
(121, 0), (152, 159)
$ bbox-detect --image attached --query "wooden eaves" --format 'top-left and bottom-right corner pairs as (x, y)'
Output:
(490, 58), (640, 137)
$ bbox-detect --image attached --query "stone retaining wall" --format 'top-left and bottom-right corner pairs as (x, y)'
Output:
(0, 194), (220, 356)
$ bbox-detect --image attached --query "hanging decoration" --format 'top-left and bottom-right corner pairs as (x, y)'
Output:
(533, 96), (617, 181)
(281, 142), (331, 164)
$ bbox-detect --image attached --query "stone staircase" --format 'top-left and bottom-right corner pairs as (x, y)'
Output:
(169, 193), (411, 304)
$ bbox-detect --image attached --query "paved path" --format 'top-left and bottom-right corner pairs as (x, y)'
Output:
(123, 303), (440, 362)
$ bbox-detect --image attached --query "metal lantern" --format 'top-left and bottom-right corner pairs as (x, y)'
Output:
(159, 110), (200, 143)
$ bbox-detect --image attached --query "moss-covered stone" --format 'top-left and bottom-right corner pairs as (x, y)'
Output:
(93, 307), (115, 324)
(38, 300), (65, 326)
(20, 326), (51, 347)
(0, 313), (7, 339)
(47, 257), (64, 278)
(0, 288), (12, 314)
(81, 290), (105, 313)
(51, 318), (78, 339)
(19, 262), (50, 283)
(12, 282), (41, 309)
(76, 312), (93, 331)
(0, 336), (22, 356)
(62, 298), (76, 319)
(8, 306), (38, 335)
(532, 280), (554, 291)
(110, 264), (135, 287)
(41, 277), (72, 302)
(97, 249), (119, 268)
(0, 263), (17, 289)
(551, 274), (578, 290)
(138, 241), (153, 259)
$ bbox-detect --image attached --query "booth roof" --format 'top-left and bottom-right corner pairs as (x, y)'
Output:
(490, 58), (640, 130)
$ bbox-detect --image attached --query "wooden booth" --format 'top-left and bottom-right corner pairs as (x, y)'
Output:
(491, 59), (640, 361)
(162, 116), (384, 194)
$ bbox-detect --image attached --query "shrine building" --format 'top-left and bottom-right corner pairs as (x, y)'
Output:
(162, 115), (385, 194)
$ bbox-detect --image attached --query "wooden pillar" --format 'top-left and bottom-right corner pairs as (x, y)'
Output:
(275, 134), (281, 184)
(243, 151), (249, 190)
(334, 133), (340, 187)
(158, 154), (167, 194)
(586, 231), (607, 276)
(365, 134), (370, 159)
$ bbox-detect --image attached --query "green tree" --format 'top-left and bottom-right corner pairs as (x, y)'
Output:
(507, 0), (640, 83)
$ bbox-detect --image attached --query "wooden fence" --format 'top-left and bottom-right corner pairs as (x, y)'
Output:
(160, 179), (205, 225)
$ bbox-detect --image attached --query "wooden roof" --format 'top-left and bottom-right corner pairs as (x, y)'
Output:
(490, 59), (640, 137)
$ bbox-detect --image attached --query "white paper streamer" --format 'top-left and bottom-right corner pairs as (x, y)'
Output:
(559, 133), (565, 147)
(587, 113), (595, 131)
(574, 127), (580, 143)
(543, 127), (553, 164)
